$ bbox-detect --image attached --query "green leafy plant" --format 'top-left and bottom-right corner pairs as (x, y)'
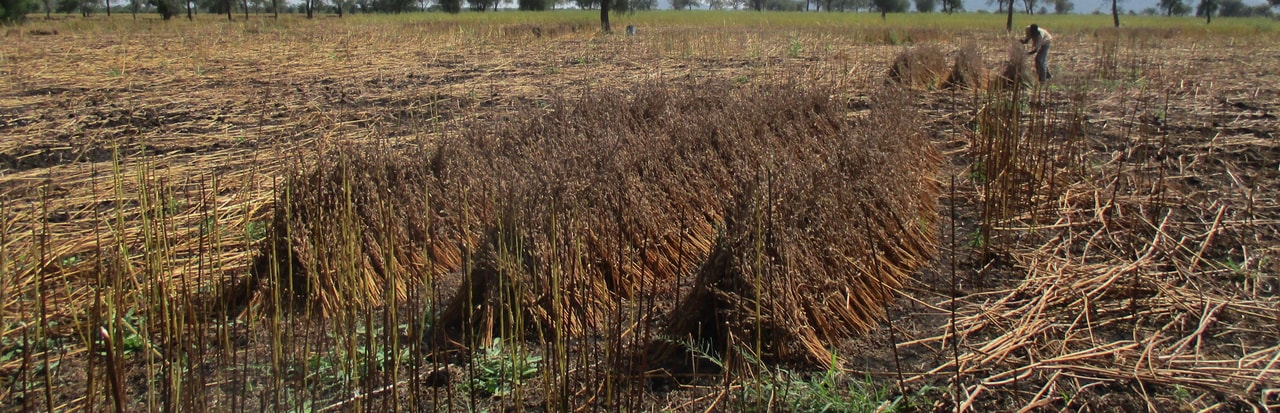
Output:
(464, 337), (541, 398)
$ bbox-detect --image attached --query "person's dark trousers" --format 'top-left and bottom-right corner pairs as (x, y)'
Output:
(1035, 44), (1052, 82)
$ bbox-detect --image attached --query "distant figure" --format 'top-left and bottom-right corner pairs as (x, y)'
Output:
(626, 25), (637, 36)
(1019, 24), (1053, 82)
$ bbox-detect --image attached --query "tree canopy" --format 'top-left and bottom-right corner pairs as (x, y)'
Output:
(0, 0), (33, 23)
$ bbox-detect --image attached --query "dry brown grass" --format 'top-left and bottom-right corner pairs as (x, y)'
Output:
(887, 44), (948, 90)
(996, 42), (1036, 89)
(943, 42), (988, 90)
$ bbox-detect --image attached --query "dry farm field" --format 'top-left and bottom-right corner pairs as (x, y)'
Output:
(1, 12), (1279, 412)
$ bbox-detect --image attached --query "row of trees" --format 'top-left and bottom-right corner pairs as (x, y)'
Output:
(3, 0), (1277, 26)
(1160, 0), (1275, 19)
(988, 0), (1073, 14)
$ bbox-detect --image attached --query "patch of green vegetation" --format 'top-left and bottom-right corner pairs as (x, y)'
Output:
(59, 255), (82, 268)
(245, 220), (269, 242)
(463, 337), (541, 398)
(788, 37), (803, 58)
(679, 340), (937, 412)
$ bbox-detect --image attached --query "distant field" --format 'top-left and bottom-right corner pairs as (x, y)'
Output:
(2, 12), (1278, 412)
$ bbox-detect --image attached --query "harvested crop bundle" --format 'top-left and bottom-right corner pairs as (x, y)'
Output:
(888, 44), (949, 89)
(259, 81), (939, 365)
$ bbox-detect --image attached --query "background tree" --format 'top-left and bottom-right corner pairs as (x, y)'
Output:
(1214, 0), (1262, 16)
(763, 0), (800, 9)
(332, 0), (350, 15)
(915, 0), (934, 12)
(1005, 0), (1013, 30)
(55, 0), (78, 13)
(629, 0), (655, 9)
(1196, 0), (1215, 21)
(1112, 0), (1120, 26)
(1021, 0), (1035, 13)
(517, 0), (544, 9)
(671, 0), (698, 9)
(1159, 0), (1189, 14)
(989, 0), (1014, 28)
(466, 0), (497, 10)
(599, 0), (609, 32)
(149, 0), (176, 19)
(1, 0), (32, 23)
(941, 0), (960, 13)
(872, 0), (906, 18)
(1053, 0), (1071, 13)
(440, 0), (459, 11)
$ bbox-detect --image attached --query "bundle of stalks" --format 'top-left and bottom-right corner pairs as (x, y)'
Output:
(263, 81), (931, 354)
(660, 89), (940, 367)
(943, 43), (989, 90)
(996, 42), (1035, 89)
(888, 44), (949, 90)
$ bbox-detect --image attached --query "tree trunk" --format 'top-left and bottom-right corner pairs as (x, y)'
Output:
(1112, 0), (1119, 26)
(226, 0), (233, 19)
(600, 0), (610, 32)
(44, 0), (50, 18)
(1005, 0), (1014, 31)
(186, 0), (192, 20)
(106, 0), (110, 16)
(306, 0), (313, 18)
(272, 0), (277, 17)
(242, 0), (247, 19)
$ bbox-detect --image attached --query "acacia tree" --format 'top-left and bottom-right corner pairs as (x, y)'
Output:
(915, 0), (934, 11)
